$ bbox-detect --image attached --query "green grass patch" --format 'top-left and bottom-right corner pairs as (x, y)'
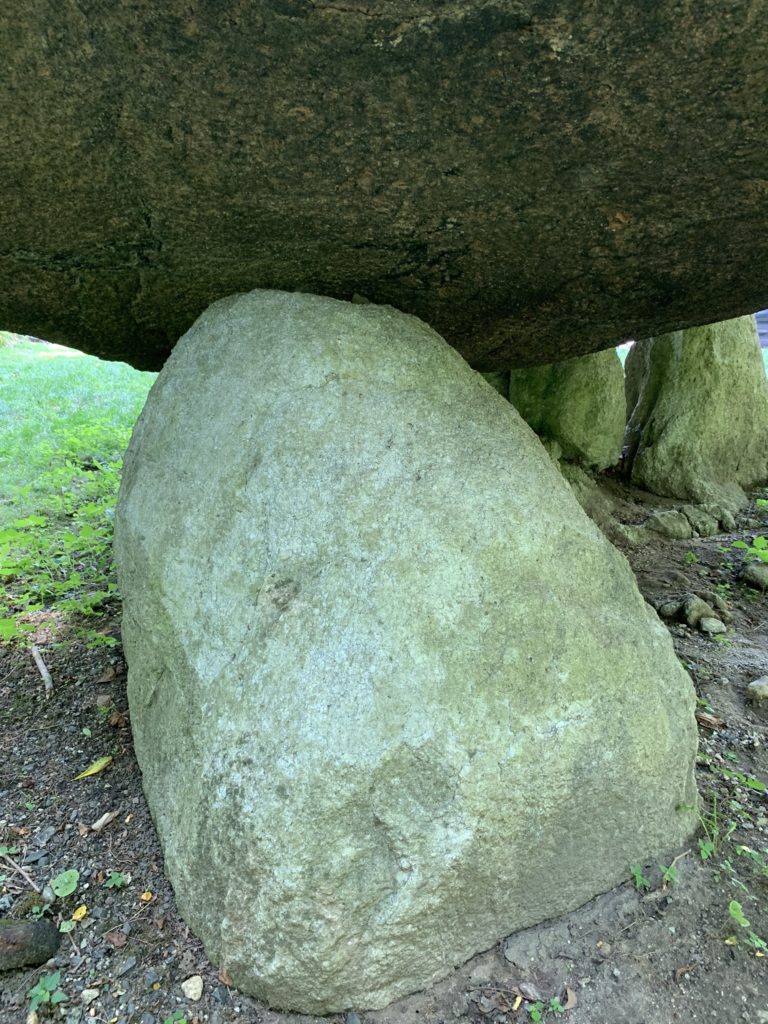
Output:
(0, 336), (155, 643)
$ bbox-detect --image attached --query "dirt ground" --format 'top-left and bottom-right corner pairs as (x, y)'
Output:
(2, 480), (768, 1024)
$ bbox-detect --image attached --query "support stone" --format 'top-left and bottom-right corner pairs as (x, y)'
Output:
(509, 349), (625, 471)
(115, 291), (697, 1013)
(624, 316), (768, 509)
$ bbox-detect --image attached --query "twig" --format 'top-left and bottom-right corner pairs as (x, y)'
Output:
(31, 644), (53, 698)
(1, 852), (41, 893)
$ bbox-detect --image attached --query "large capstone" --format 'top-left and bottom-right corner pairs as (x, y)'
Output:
(509, 349), (625, 470)
(624, 316), (768, 508)
(3, 4), (768, 368)
(115, 291), (697, 1013)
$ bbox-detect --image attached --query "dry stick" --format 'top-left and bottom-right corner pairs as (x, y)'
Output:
(0, 852), (41, 893)
(30, 644), (53, 698)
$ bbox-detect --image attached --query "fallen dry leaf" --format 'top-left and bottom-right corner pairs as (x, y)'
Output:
(74, 755), (113, 780)
(109, 710), (128, 728)
(140, 890), (154, 903)
(564, 986), (578, 1009)
(72, 904), (88, 922)
(77, 822), (90, 837)
(95, 666), (116, 683)
(104, 929), (128, 948)
(91, 810), (119, 833)
(695, 710), (725, 730)
(217, 968), (233, 986)
(511, 994), (522, 1012)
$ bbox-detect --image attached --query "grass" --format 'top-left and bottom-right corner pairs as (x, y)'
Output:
(0, 336), (155, 642)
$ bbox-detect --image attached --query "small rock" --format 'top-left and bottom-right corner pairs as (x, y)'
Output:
(345, 1013), (362, 1024)
(741, 561), (768, 590)
(682, 505), (720, 537)
(666, 569), (690, 587)
(212, 986), (231, 1005)
(115, 955), (138, 977)
(0, 917), (61, 971)
(644, 509), (693, 540)
(658, 600), (683, 619)
(181, 975), (204, 1001)
(34, 826), (56, 847)
(746, 678), (768, 708)
(140, 1014), (157, 1024)
(699, 617), (727, 635)
(144, 968), (161, 987)
(697, 589), (730, 615)
(80, 989), (100, 1005)
(682, 595), (716, 628)
(719, 509), (737, 532)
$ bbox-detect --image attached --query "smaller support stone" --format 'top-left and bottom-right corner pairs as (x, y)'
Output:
(624, 316), (768, 509)
(509, 349), (625, 471)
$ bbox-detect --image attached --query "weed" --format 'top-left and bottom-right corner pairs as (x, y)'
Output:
(660, 863), (678, 885)
(163, 1012), (188, 1024)
(104, 870), (130, 889)
(27, 971), (68, 1013)
(728, 900), (768, 952)
(684, 551), (700, 565)
(732, 536), (768, 563)
(630, 864), (651, 890)
(50, 869), (79, 898)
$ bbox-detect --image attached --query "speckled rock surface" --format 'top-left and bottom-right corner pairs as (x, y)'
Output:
(625, 317), (768, 509)
(509, 349), (625, 469)
(115, 290), (698, 1013)
(3, 3), (768, 369)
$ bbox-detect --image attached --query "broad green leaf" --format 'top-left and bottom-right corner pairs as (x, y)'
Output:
(51, 869), (79, 898)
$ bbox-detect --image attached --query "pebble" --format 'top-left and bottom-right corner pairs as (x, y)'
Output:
(213, 985), (231, 1005)
(746, 678), (768, 708)
(80, 989), (100, 1005)
(140, 1015), (157, 1024)
(699, 616), (727, 635)
(181, 974), (204, 1001)
(115, 955), (138, 977)
(345, 1013), (362, 1024)
(144, 968), (162, 987)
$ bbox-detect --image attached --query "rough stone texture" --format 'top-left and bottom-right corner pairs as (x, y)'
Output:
(683, 596), (716, 629)
(741, 561), (768, 591)
(699, 616), (726, 636)
(747, 678), (768, 708)
(509, 349), (625, 470)
(681, 505), (721, 538)
(0, 918), (60, 971)
(643, 509), (693, 541)
(3, 4), (768, 369)
(114, 290), (698, 1013)
(625, 317), (768, 509)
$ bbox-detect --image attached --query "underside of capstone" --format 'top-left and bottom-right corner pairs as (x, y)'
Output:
(4, 3), (768, 369)
(115, 290), (698, 1013)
